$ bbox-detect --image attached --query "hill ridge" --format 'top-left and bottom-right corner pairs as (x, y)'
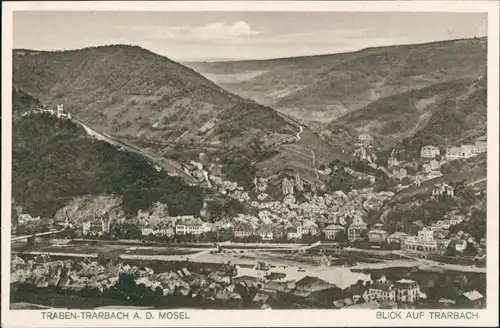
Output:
(184, 36), (487, 65)
(13, 44), (298, 148)
(185, 37), (486, 123)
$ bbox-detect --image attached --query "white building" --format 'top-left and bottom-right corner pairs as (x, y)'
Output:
(445, 146), (474, 161)
(455, 240), (468, 253)
(302, 222), (319, 236)
(387, 232), (408, 244)
(402, 227), (450, 254)
(286, 226), (303, 240)
(17, 214), (41, 224)
(140, 224), (174, 237)
(358, 134), (374, 145)
(175, 216), (204, 235)
(431, 220), (451, 232)
(418, 227), (434, 242)
(368, 282), (396, 301)
(394, 279), (421, 303)
(421, 146), (441, 159)
(432, 183), (454, 198)
(82, 219), (110, 236)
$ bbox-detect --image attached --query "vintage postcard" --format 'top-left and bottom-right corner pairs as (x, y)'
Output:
(1, 1), (499, 327)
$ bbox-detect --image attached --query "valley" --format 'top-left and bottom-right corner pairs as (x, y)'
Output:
(10, 36), (488, 311)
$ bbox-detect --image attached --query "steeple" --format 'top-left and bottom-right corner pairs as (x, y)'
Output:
(295, 171), (304, 191)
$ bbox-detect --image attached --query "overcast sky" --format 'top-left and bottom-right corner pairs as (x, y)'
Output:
(13, 11), (487, 62)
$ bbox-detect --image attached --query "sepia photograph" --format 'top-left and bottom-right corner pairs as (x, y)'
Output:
(1, 1), (499, 327)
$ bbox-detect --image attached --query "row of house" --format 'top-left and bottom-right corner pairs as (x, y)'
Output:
(236, 263), (425, 305)
(445, 142), (487, 161)
(80, 214), (210, 237)
(233, 217), (370, 242)
(17, 213), (41, 225)
(420, 141), (486, 161)
(82, 219), (112, 236)
(367, 278), (423, 303)
(139, 216), (210, 236)
(233, 222), (329, 241)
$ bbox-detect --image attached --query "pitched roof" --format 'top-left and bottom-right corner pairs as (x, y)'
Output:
(233, 275), (260, 284)
(368, 229), (388, 235)
(347, 284), (368, 296)
(323, 224), (344, 231)
(369, 282), (394, 292)
(296, 276), (329, 287)
(215, 288), (242, 301)
(266, 272), (287, 280)
(332, 297), (355, 308)
(389, 232), (408, 238)
(234, 222), (254, 232)
(462, 290), (484, 301)
(302, 222), (318, 229)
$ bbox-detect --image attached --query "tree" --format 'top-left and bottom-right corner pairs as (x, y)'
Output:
(445, 245), (457, 257)
(365, 210), (381, 227)
(11, 200), (23, 226)
(246, 234), (262, 243)
(57, 227), (77, 239)
(203, 231), (217, 243)
(111, 222), (142, 240)
(97, 250), (121, 267)
(222, 154), (257, 190)
(218, 229), (234, 242)
(221, 261), (237, 277)
(463, 242), (476, 257)
(328, 165), (355, 193)
(400, 177), (412, 185)
(224, 199), (245, 217)
(301, 233), (320, 244)
(334, 230), (347, 243)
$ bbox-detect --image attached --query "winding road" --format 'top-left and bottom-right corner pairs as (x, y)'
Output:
(73, 118), (197, 183)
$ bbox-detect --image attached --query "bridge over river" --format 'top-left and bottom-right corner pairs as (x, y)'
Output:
(11, 230), (66, 246)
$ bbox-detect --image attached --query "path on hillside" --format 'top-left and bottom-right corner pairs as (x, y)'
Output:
(73, 118), (197, 183)
(467, 177), (487, 187)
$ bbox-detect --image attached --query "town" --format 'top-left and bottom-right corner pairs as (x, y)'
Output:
(11, 105), (487, 310)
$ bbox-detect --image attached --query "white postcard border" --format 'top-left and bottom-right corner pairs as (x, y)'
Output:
(2, 1), (499, 327)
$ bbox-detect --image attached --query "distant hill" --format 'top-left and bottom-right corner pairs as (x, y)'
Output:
(327, 76), (487, 157)
(186, 38), (487, 122)
(12, 91), (204, 218)
(12, 45), (297, 148)
(13, 45), (345, 187)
